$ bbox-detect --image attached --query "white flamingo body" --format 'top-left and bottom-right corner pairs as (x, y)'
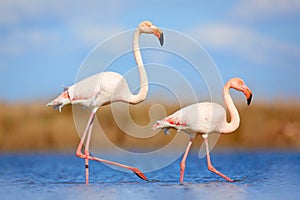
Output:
(48, 21), (164, 184)
(160, 102), (226, 135)
(60, 72), (132, 109)
(153, 78), (252, 183)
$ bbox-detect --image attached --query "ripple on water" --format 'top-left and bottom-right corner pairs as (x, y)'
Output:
(0, 151), (299, 200)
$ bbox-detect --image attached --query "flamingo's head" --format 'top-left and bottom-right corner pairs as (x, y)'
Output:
(229, 77), (253, 105)
(138, 21), (164, 46)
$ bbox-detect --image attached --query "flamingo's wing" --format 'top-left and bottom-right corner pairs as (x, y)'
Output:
(168, 102), (226, 158)
(68, 72), (131, 107)
(194, 103), (226, 158)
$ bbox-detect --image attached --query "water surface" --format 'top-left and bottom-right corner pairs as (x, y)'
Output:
(0, 151), (299, 200)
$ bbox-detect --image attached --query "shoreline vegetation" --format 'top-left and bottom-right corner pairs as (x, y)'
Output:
(1, 101), (300, 152)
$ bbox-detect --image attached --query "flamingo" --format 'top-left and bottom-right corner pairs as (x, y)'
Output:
(152, 78), (252, 183)
(47, 21), (164, 184)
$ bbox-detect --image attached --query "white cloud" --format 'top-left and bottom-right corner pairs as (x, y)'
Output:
(184, 0), (300, 67)
(189, 23), (300, 65)
(0, 28), (62, 57)
(75, 24), (125, 47)
(0, 1), (132, 58)
(232, 0), (300, 21)
(0, 1), (129, 26)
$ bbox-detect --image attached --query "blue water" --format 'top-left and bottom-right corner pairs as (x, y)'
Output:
(0, 151), (299, 200)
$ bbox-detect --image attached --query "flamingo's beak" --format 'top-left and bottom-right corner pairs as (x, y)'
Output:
(241, 86), (252, 105)
(153, 28), (164, 46)
(247, 93), (252, 105)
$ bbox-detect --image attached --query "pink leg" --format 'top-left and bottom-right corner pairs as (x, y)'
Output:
(84, 117), (93, 184)
(75, 111), (148, 183)
(75, 112), (95, 184)
(88, 156), (147, 181)
(180, 138), (194, 183)
(203, 136), (234, 182)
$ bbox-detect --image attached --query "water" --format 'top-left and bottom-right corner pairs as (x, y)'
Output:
(0, 150), (299, 200)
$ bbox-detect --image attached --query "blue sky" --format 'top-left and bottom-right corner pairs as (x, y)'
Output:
(0, 0), (299, 103)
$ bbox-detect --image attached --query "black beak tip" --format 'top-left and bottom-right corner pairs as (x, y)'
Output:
(247, 94), (252, 105)
(159, 32), (164, 46)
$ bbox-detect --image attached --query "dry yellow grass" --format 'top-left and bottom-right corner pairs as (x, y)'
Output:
(0, 101), (300, 152)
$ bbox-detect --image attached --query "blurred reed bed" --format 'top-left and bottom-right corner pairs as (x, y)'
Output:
(0, 101), (300, 152)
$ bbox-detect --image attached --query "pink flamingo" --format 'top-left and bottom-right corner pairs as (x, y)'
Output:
(152, 78), (252, 183)
(47, 21), (164, 184)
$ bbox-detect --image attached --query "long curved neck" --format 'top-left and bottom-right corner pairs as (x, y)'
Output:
(222, 82), (240, 133)
(129, 28), (148, 104)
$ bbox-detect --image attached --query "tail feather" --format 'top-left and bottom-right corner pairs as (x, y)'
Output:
(152, 119), (188, 133)
(152, 120), (167, 130)
(47, 91), (70, 112)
